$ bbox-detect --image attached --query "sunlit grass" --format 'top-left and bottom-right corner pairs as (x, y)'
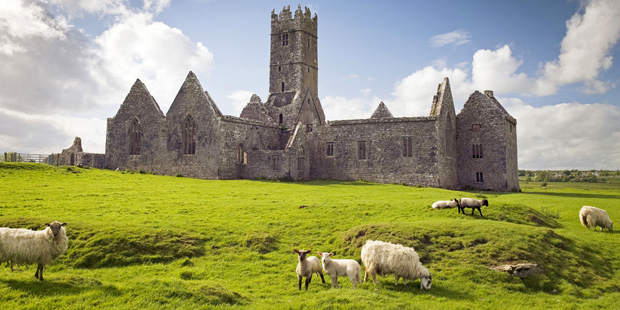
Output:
(1, 162), (619, 309)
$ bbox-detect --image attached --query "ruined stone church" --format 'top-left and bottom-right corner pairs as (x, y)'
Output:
(103, 5), (520, 191)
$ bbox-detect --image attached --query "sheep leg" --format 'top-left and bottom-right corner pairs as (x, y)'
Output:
(318, 271), (326, 283)
(371, 273), (377, 286)
(471, 207), (475, 215)
(350, 276), (358, 289)
(305, 275), (312, 291)
(395, 275), (400, 285)
(297, 274), (302, 290)
(35, 264), (44, 281)
(477, 207), (483, 217)
(331, 276), (339, 288)
(364, 271), (368, 283)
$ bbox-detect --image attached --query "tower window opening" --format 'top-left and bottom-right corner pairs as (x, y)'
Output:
(279, 114), (283, 125)
(281, 82), (285, 92)
(476, 172), (484, 183)
(281, 33), (288, 46)
(278, 66), (281, 72)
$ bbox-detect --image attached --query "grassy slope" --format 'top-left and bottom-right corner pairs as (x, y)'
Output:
(0, 163), (619, 309)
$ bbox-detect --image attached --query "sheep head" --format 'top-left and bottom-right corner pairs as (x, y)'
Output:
(421, 274), (432, 290)
(317, 252), (333, 264)
(293, 249), (311, 262)
(45, 221), (67, 238)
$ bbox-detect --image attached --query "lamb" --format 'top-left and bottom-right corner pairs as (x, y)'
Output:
(0, 221), (68, 281)
(318, 252), (362, 289)
(458, 198), (488, 216)
(293, 249), (325, 290)
(361, 240), (432, 290)
(432, 198), (460, 209)
(579, 206), (613, 231)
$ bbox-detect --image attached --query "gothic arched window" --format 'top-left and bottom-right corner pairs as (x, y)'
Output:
(182, 115), (196, 155)
(297, 146), (305, 171)
(128, 118), (141, 155)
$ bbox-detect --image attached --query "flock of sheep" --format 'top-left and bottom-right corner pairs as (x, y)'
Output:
(431, 197), (614, 232)
(0, 198), (613, 289)
(294, 240), (432, 291)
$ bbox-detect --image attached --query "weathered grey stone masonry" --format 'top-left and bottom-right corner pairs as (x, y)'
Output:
(101, 5), (519, 191)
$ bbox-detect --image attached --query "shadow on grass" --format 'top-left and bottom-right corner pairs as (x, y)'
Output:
(524, 191), (620, 200)
(0, 276), (121, 297)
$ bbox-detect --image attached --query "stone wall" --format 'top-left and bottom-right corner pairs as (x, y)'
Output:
(457, 91), (520, 191)
(105, 79), (166, 172)
(307, 117), (441, 186)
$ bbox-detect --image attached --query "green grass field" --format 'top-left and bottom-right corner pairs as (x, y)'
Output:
(1, 163), (619, 309)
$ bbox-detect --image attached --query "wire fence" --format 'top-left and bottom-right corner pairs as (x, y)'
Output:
(1, 152), (50, 163)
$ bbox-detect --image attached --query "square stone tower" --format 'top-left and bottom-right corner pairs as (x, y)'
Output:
(266, 5), (325, 130)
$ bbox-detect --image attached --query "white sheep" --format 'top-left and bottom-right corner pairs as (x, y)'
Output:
(579, 206), (613, 231)
(0, 221), (68, 281)
(458, 198), (488, 216)
(293, 249), (325, 290)
(361, 240), (432, 290)
(318, 252), (362, 289)
(432, 198), (460, 209)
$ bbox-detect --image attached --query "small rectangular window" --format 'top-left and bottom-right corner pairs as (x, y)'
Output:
(472, 124), (481, 132)
(476, 172), (484, 183)
(272, 156), (280, 171)
(402, 136), (413, 157)
(358, 141), (366, 160)
(306, 124), (312, 133)
(281, 33), (288, 46)
(326, 142), (334, 157)
(472, 144), (483, 158)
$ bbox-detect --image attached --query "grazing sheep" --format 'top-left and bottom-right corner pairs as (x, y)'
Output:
(0, 221), (68, 281)
(458, 198), (488, 216)
(361, 240), (432, 290)
(293, 249), (325, 290)
(579, 206), (613, 231)
(432, 198), (460, 209)
(318, 252), (362, 289)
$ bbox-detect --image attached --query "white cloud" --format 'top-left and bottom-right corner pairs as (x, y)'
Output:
(431, 29), (471, 47)
(0, 0), (214, 154)
(322, 95), (383, 120)
(93, 11), (214, 112)
(471, 45), (535, 94)
(0, 108), (106, 154)
(224, 90), (255, 115)
(536, 0), (620, 95)
(502, 98), (620, 170)
(391, 65), (470, 117)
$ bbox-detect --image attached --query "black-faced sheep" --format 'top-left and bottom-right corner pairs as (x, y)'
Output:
(579, 206), (613, 231)
(432, 198), (460, 209)
(458, 198), (488, 216)
(361, 240), (432, 290)
(0, 221), (68, 281)
(293, 249), (325, 290)
(318, 252), (362, 289)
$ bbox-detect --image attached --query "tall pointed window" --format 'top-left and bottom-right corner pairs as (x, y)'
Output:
(358, 141), (367, 160)
(182, 115), (196, 155)
(297, 146), (305, 171)
(128, 118), (141, 155)
(402, 136), (413, 157)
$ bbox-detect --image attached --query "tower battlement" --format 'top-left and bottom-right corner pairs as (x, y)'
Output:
(271, 5), (317, 36)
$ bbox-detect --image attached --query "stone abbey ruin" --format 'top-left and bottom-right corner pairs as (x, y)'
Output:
(58, 5), (520, 191)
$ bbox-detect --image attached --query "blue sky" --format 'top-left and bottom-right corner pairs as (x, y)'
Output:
(1, 0), (619, 170)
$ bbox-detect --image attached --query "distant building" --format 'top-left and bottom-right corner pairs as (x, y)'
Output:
(100, 5), (519, 191)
